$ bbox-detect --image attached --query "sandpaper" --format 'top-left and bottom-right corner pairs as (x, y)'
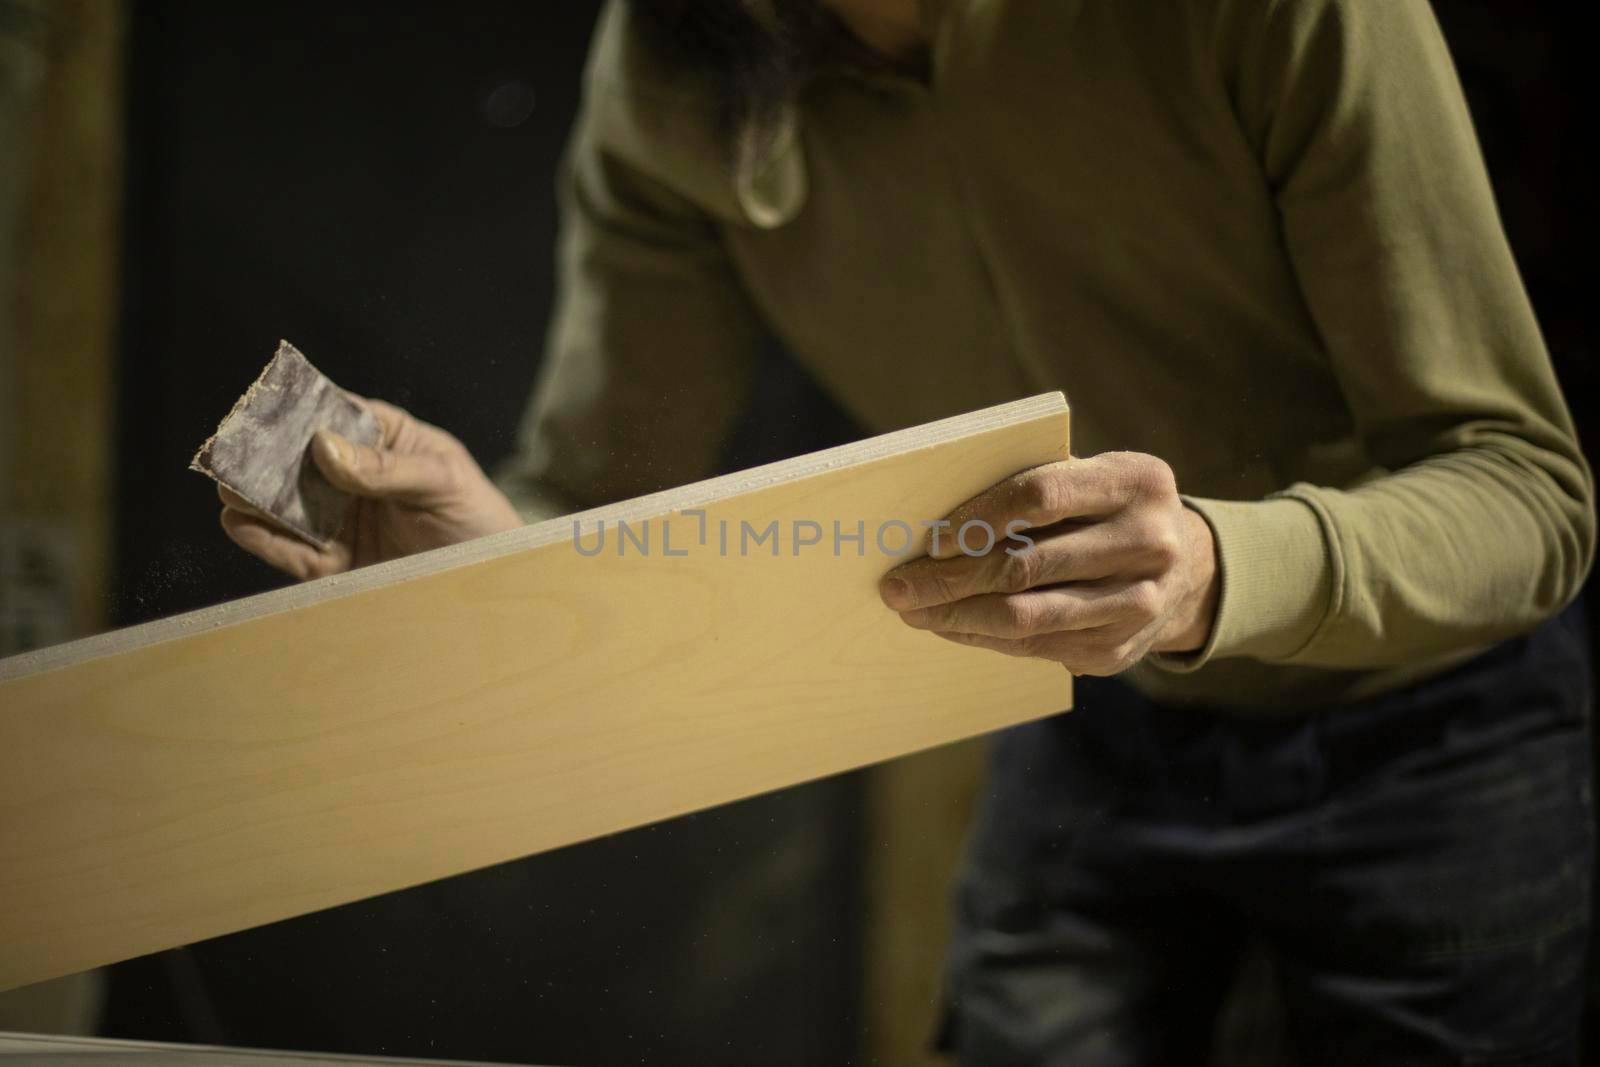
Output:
(191, 341), (381, 548)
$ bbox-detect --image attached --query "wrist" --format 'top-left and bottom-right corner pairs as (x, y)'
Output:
(1155, 506), (1219, 653)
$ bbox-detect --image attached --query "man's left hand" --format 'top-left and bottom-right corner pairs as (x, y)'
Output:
(878, 452), (1220, 675)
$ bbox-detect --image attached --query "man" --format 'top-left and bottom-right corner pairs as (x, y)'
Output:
(220, 0), (1596, 1061)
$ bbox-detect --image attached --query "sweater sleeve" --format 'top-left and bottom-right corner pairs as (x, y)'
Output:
(494, 11), (764, 523)
(1165, 0), (1593, 671)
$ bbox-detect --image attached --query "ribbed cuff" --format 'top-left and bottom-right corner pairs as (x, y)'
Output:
(1145, 494), (1333, 673)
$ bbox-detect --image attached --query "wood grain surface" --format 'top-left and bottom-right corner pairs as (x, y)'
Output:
(0, 393), (1071, 990)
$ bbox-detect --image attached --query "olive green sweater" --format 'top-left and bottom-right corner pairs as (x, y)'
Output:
(498, 0), (1594, 711)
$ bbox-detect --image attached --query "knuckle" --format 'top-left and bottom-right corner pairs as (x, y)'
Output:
(1128, 579), (1163, 620)
(1125, 512), (1159, 543)
(435, 455), (466, 496)
(1018, 472), (1061, 518)
(1000, 597), (1040, 638)
(1109, 637), (1144, 671)
(1148, 528), (1183, 568)
(997, 548), (1039, 593)
(1071, 632), (1124, 676)
(929, 572), (962, 606)
(1128, 513), (1177, 560)
(1133, 457), (1177, 499)
(373, 400), (415, 432)
(1113, 454), (1164, 499)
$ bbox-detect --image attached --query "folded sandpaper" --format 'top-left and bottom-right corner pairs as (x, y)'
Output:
(191, 341), (381, 548)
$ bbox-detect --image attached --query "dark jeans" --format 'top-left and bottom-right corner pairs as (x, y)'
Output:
(943, 606), (1595, 1066)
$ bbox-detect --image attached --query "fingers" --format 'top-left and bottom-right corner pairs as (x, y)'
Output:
(932, 628), (1140, 677)
(896, 581), (1149, 639)
(311, 429), (457, 505)
(325, 395), (470, 502)
(219, 506), (350, 580)
(347, 394), (407, 448)
(934, 629), (1086, 659)
(887, 451), (1191, 674)
(881, 523), (1124, 611)
(346, 393), (464, 455)
(927, 453), (1174, 559)
(217, 484), (267, 518)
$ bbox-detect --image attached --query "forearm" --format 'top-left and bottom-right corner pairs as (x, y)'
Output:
(1198, 0), (1597, 672)
(1173, 434), (1594, 673)
(1287, 438), (1592, 667)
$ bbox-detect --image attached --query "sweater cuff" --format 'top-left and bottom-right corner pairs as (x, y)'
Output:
(1145, 494), (1333, 673)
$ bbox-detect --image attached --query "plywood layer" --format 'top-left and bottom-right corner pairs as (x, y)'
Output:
(0, 393), (1071, 990)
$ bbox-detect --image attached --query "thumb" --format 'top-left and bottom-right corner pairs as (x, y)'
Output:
(312, 429), (452, 504)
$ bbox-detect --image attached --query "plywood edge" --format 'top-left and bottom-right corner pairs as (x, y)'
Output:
(0, 392), (1066, 683)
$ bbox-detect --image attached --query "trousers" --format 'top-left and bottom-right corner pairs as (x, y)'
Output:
(943, 604), (1594, 1065)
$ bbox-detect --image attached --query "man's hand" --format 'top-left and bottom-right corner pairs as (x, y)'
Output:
(219, 397), (522, 580)
(877, 452), (1219, 675)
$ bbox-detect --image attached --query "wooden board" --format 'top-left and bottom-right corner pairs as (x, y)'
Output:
(0, 393), (1071, 991)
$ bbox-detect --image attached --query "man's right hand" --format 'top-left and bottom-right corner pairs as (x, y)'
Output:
(219, 396), (523, 580)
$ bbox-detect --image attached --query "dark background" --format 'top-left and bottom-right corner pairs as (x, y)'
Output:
(101, 3), (862, 1065)
(93, 1), (1597, 1064)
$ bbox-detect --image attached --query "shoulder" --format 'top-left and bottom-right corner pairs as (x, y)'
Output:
(574, 0), (748, 223)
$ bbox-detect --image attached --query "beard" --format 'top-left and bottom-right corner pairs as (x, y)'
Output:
(626, 0), (833, 139)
